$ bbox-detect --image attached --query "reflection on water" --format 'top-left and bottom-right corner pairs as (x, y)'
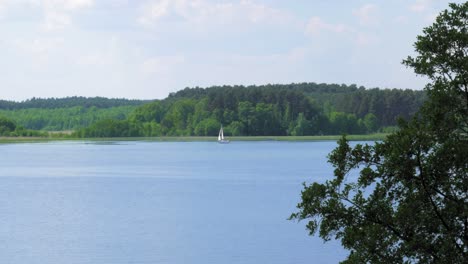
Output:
(0, 141), (351, 264)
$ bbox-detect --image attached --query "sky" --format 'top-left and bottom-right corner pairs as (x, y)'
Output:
(0, 0), (463, 101)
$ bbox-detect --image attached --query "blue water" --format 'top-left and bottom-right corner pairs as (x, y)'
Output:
(0, 141), (350, 263)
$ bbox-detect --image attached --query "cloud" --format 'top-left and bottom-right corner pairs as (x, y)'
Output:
(52, 0), (93, 10)
(138, 0), (169, 24)
(75, 36), (121, 67)
(304, 16), (350, 36)
(409, 0), (432, 13)
(393, 15), (408, 24)
(142, 55), (186, 75)
(228, 46), (311, 65)
(138, 0), (296, 31)
(352, 4), (378, 26)
(0, 0), (94, 30)
(12, 37), (65, 67)
(354, 32), (379, 47)
(16, 37), (65, 54)
(0, 2), (6, 17)
(304, 16), (379, 49)
(36, 0), (94, 31)
(0, 0), (34, 17)
(42, 10), (71, 30)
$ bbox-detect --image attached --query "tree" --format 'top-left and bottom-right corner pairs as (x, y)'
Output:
(290, 3), (468, 263)
(291, 113), (311, 136)
(0, 116), (16, 135)
(363, 113), (378, 133)
(194, 118), (220, 136)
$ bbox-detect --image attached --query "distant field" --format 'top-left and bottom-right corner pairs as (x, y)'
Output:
(0, 133), (388, 143)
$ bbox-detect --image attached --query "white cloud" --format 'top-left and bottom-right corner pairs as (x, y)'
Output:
(142, 55), (186, 75)
(354, 32), (379, 47)
(0, 1), (6, 16)
(16, 37), (65, 54)
(410, 0), (432, 13)
(53, 0), (93, 10)
(228, 46), (311, 65)
(42, 10), (71, 30)
(138, 0), (169, 24)
(0, 0), (35, 17)
(304, 16), (350, 36)
(138, 0), (296, 31)
(75, 37), (121, 67)
(305, 17), (353, 35)
(0, 0), (94, 30)
(39, 0), (94, 31)
(352, 4), (378, 26)
(393, 15), (408, 24)
(240, 0), (291, 24)
(12, 37), (65, 67)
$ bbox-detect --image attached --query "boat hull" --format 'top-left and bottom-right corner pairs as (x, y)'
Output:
(218, 140), (230, 144)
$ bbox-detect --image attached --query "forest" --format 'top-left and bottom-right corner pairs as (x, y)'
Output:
(73, 83), (425, 137)
(0, 83), (425, 137)
(0, 96), (148, 110)
(0, 97), (148, 131)
(0, 115), (46, 137)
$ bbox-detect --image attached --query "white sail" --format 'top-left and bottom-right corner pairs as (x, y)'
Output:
(218, 125), (229, 143)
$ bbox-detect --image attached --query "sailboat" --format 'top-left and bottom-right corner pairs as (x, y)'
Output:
(218, 126), (230, 144)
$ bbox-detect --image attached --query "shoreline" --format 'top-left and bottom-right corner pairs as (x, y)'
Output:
(0, 133), (388, 143)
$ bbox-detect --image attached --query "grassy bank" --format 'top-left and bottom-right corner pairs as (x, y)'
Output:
(0, 133), (388, 143)
(228, 133), (388, 141)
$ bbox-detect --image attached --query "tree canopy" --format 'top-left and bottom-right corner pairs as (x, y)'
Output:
(0, 115), (45, 137)
(74, 84), (425, 137)
(290, 2), (467, 263)
(0, 96), (149, 110)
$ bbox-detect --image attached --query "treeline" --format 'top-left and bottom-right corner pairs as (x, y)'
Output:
(170, 83), (426, 127)
(75, 84), (425, 137)
(0, 106), (138, 131)
(0, 116), (46, 137)
(320, 88), (426, 126)
(0, 96), (149, 110)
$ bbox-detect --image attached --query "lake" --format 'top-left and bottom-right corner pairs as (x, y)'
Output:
(0, 141), (350, 263)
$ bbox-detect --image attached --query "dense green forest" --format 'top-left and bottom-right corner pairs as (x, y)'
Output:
(0, 106), (138, 131)
(75, 83), (426, 137)
(0, 84), (425, 137)
(0, 115), (46, 137)
(0, 97), (149, 131)
(0, 96), (148, 110)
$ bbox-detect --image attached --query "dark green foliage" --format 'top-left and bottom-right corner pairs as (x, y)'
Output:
(0, 115), (46, 137)
(77, 83), (424, 137)
(1, 84), (425, 137)
(0, 115), (16, 133)
(329, 88), (426, 127)
(0, 106), (137, 131)
(0, 96), (149, 110)
(171, 84), (425, 127)
(77, 119), (141, 137)
(0, 97), (147, 131)
(363, 113), (379, 133)
(291, 3), (468, 263)
(194, 118), (220, 136)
